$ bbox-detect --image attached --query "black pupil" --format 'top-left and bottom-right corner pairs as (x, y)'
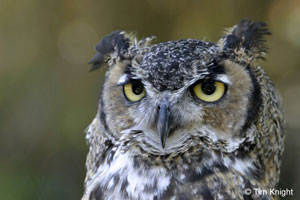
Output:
(201, 80), (216, 95)
(132, 83), (144, 95)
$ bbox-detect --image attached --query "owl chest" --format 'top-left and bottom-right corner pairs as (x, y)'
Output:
(95, 148), (255, 200)
(96, 151), (172, 200)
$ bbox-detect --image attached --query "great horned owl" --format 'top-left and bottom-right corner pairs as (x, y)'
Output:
(82, 19), (285, 200)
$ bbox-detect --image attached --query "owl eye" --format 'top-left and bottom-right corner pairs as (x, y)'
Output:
(192, 80), (226, 102)
(123, 81), (146, 102)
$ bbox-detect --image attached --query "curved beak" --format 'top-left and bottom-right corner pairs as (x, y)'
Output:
(157, 102), (171, 148)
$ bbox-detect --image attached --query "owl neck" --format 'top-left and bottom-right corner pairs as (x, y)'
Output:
(84, 141), (261, 200)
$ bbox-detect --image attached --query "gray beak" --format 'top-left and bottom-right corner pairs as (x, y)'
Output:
(157, 102), (171, 148)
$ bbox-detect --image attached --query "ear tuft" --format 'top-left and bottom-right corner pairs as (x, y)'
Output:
(88, 31), (134, 71)
(219, 19), (271, 63)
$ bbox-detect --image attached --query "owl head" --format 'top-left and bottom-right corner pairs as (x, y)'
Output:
(89, 19), (270, 155)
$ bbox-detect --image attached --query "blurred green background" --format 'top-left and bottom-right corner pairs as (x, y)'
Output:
(0, 0), (299, 199)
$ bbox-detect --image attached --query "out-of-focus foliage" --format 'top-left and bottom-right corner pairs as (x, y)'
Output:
(0, 0), (299, 199)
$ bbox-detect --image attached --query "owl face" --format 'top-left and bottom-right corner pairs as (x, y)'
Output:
(99, 43), (257, 154)
(91, 19), (269, 154)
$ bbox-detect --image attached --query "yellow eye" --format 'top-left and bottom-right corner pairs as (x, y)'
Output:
(123, 82), (146, 102)
(193, 80), (226, 102)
